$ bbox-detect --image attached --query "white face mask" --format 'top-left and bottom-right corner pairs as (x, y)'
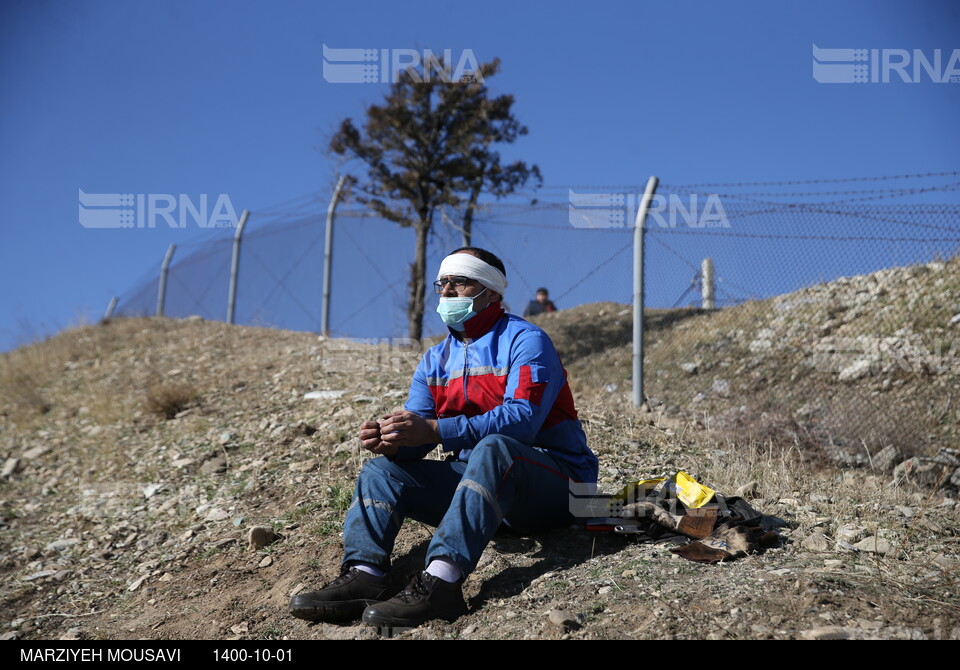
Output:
(437, 288), (487, 331)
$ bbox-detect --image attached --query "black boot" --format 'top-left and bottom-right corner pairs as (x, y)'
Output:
(289, 567), (390, 623)
(361, 571), (467, 628)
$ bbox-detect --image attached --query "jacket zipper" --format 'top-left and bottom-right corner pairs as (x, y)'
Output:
(462, 339), (469, 402)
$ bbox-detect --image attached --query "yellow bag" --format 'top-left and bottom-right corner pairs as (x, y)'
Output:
(611, 471), (716, 510)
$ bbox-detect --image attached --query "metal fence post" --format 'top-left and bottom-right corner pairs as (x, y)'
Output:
(226, 210), (250, 325)
(633, 176), (659, 408)
(702, 257), (715, 309)
(103, 296), (118, 320)
(156, 244), (176, 317)
(321, 175), (346, 338)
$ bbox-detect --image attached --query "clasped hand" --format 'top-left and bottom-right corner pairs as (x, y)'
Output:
(358, 411), (440, 457)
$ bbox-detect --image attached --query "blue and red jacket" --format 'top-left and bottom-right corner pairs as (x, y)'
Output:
(400, 304), (598, 484)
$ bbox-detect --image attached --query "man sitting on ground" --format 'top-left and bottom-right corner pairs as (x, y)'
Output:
(289, 247), (597, 628)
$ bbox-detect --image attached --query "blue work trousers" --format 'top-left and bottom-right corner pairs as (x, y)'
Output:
(342, 434), (577, 575)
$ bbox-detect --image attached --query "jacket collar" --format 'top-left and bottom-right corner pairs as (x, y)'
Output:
(450, 301), (505, 340)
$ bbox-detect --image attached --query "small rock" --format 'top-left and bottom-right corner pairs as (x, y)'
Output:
(143, 483), (166, 499)
(204, 508), (230, 522)
(854, 536), (894, 555)
(303, 390), (346, 401)
(332, 406), (357, 418)
(258, 556), (273, 568)
(0, 632), (20, 641)
(895, 506), (914, 518)
(333, 440), (358, 455)
(22, 570), (59, 581)
(1, 458), (20, 479)
(351, 395), (379, 403)
(547, 609), (581, 629)
(45, 538), (80, 553)
(128, 576), (146, 592)
(248, 526), (277, 549)
(22, 446), (51, 460)
(838, 359), (872, 382)
(932, 554), (955, 569)
(58, 627), (82, 641)
(893, 458), (945, 487)
(201, 456), (227, 475)
(836, 524), (865, 543)
(219, 432), (233, 444)
(950, 313), (960, 327)
(231, 622), (249, 635)
(597, 586), (613, 595)
(802, 626), (849, 640)
(171, 458), (194, 469)
(159, 572), (173, 582)
(681, 362), (698, 375)
(823, 560), (844, 569)
(289, 458), (318, 473)
(872, 445), (902, 472)
(802, 533), (829, 552)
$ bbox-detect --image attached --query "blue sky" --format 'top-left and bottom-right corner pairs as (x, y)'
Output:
(1, 0), (959, 350)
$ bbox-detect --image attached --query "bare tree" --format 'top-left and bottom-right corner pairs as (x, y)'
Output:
(330, 58), (541, 340)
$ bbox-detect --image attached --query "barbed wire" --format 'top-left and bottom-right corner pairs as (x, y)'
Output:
(660, 169), (960, 188)
(667, 183), (960, 198)
(669, 184), (960, 206)
(647, 228), (960, 242)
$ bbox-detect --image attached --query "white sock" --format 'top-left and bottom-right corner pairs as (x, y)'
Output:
(425, 558), (463, 583)
(352, 562), (385, 577)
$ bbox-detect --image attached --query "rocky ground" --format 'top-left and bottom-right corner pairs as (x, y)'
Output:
(1, 259), (959, 640)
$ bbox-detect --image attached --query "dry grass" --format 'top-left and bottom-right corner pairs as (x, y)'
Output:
(0, 329), (88, 425)
(144, 381), (200, 419)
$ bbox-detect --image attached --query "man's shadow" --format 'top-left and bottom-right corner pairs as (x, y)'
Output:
(390, 524), (642, 610)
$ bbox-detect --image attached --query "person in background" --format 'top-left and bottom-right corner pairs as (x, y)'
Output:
(523, 287), (557, 318)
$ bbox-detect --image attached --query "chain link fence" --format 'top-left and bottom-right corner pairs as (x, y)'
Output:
(116, 172), (960, 456)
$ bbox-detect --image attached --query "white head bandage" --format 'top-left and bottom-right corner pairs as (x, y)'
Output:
(436, 252), (508, 297)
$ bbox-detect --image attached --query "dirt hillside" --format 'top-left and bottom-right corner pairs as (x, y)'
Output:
(1, 261), (958, 640)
